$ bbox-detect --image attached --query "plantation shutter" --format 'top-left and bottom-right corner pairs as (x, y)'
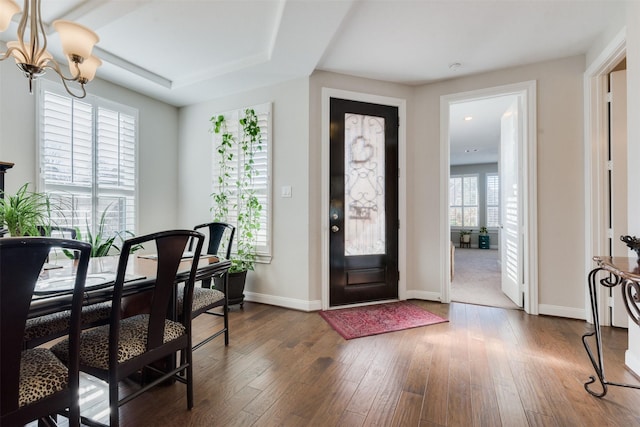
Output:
(486, 173), (500, 227)
(253, 106), (270, 252)
(39, 81), (138, 237)
(211, 102), (271, 257)
(449, 174), (478, 227)
(97, 107), (137, 236)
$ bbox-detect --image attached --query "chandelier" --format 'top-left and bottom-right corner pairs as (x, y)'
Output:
(0, 0), (101, 98)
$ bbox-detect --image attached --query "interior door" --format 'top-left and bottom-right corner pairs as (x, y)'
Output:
(500, 99), (524, 307)
(329, 98), (399, 306)
(609, 69), (628, 328)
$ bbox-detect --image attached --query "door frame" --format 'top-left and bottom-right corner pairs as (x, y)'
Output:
(584, 28), (626, 326)
(440, 81), (539, 314)
(321, 88), (407, 310)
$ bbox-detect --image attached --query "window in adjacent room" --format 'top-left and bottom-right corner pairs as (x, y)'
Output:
(486, 173), (500, 228)
(38, 80), (138, 238)
(211, 102), (271, 259)
(449, 174), (478, 227)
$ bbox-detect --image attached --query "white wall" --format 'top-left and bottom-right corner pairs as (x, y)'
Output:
(0, 58), (180, 236)
(623, 0), (640, 375)
(177, 77), (313, 309)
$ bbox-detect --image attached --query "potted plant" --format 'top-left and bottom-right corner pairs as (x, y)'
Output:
(478, 226), (490, 249)
(460, 229), (472, 243)
(0, 183), (53, 236)
(72, 206), (142, 258)
(210, 108), (263, 306)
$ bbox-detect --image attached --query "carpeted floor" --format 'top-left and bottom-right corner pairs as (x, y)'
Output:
(451, 248), (520, 310)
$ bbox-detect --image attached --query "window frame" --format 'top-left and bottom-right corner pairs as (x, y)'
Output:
(37, 79), (139, 238)
(486, 172), (500, 229)
(449, 173), (479, 228)
(211, 102), (272, 261)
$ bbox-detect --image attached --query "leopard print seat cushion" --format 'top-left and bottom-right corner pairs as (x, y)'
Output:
(51, 314), (186, 371)
(20, 348), (68, 407)
(176, 284), (224, 314)
(24, 302), (112, 342)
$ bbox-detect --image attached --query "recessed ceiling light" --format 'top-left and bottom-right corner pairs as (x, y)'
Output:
(464, 116), (473, 121)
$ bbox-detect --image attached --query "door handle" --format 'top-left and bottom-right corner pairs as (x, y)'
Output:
(331, 225), (340, 233)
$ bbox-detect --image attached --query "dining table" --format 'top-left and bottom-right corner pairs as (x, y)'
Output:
(30, 252), (232, 319)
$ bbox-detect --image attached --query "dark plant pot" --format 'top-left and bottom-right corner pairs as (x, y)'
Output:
(214, 270), (247, 308)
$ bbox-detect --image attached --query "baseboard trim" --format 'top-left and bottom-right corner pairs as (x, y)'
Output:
(625, 349), (640, 377)
(244, 291), (322, 312)
(244, 292), (587, 320)
(538, 304), (586, 320)
(404, 290), (442, 301)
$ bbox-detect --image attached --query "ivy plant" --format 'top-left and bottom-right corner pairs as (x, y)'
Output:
(210, 114), (234, 224)
(235, 108), (263, 272)
(210, 108), (263, 273)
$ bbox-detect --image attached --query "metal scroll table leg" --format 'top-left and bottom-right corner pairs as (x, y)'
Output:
(582, 268), (640, 397)
(582, 268), (608, 397)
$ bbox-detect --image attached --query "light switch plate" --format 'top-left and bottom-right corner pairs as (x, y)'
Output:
(281, 185), (292, 198)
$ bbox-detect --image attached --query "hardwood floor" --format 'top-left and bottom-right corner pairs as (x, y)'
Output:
(66, 301), (640, 426)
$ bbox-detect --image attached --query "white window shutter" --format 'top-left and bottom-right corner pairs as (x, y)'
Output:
(39, 81), (138, 238)
(211, 103), (271, 257)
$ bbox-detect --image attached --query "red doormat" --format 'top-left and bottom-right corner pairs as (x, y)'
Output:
(319, 301), (448, 340)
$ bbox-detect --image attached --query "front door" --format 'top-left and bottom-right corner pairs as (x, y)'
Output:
(329, 98), (398, 306)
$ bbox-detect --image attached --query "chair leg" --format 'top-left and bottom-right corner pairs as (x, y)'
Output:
(68, 401), (80, 427)
(223, 302), (229, 347)
(37, 415), (56, 427)
(186, 347), (194, 409)
(110, 381), (119, 427)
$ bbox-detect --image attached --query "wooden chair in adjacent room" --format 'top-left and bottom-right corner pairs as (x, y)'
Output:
(51, 229), (204, 427)
(177, 221), (235, 350)
(1, 237), (91, 427)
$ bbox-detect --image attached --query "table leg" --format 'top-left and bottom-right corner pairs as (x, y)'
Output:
(582, 267), (640, 397)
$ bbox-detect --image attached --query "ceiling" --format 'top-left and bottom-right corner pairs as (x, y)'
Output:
(0, 0), (628, 162)
(449, 95), (517, 166)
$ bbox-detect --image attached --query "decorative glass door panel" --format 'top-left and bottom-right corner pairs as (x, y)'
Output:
(344, 113), (386, 256)
(329, 98), (398, 306)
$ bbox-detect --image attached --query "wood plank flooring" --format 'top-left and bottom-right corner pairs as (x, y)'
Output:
(52, 301), (640, 426)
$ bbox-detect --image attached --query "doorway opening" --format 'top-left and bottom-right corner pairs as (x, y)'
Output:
(440, 81), (538, 314)
(448, 95), (519, 309)
(584, 28), (627, 327)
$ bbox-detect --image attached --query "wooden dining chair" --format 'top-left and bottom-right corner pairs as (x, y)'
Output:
(24, 225), (111, 349)
(177, 222), (234, 350)
(51, 229), (204, 427)
(1, 237), (91, 427)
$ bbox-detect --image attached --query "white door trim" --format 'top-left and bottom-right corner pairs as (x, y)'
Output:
(583, 28), (626, 326)
(320, 88), (407, 310)
(440, 81), (538, 314)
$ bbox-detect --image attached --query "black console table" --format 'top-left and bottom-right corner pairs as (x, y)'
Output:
(0, 161), (13, 197)
(584, 256), (640, 397)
